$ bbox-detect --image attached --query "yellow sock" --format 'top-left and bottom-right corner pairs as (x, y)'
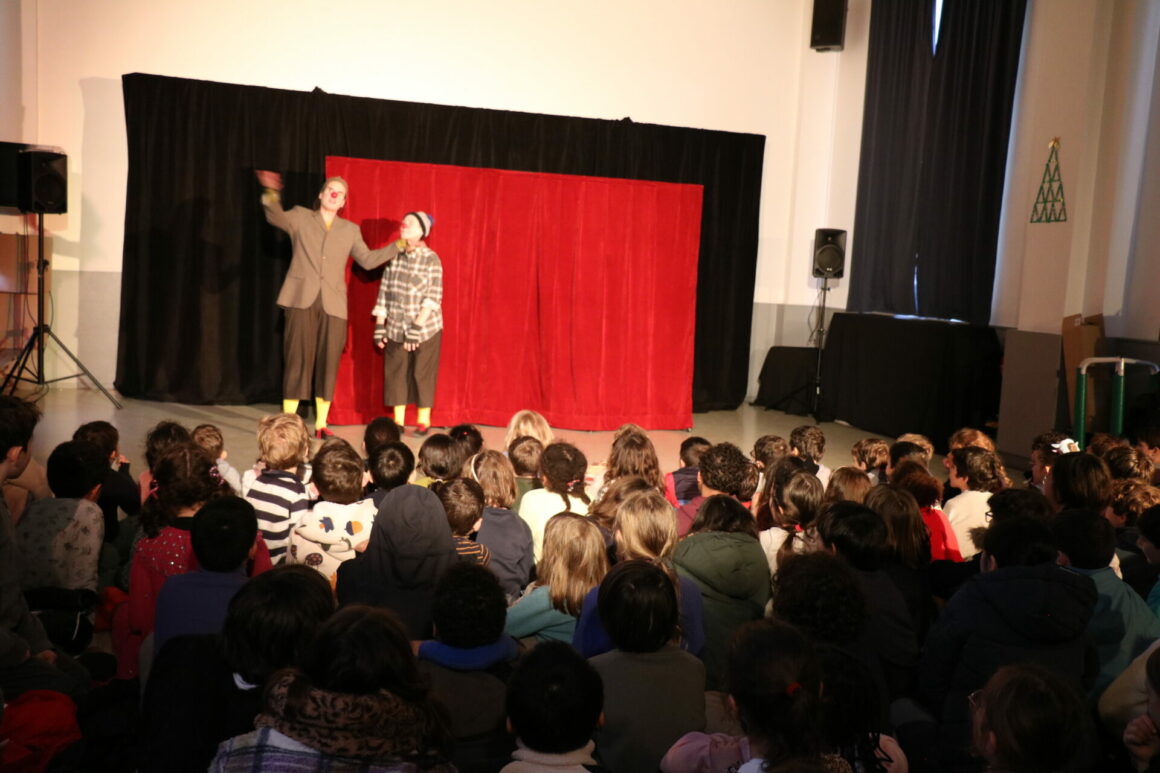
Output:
(393, 405), (407, 426)
(315, 397), (331, 429)
(417, 407), (431, 427)
(282, 399), (299, 414)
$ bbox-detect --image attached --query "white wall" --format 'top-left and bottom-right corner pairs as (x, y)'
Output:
(5, 0), (868, 394)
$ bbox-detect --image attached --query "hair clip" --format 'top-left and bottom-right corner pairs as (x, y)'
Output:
(1051, 438), (1080, 454)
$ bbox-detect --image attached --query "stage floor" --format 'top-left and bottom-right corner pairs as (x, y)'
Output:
(17, 387), (950, 484)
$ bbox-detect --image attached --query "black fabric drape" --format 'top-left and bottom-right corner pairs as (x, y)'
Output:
(848, 0), (1026, 325)
(116, 74), (765, 410)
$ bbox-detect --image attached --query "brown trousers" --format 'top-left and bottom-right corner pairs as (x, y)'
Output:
(283, 296), (346, 401)
(382, 331), (441, 407)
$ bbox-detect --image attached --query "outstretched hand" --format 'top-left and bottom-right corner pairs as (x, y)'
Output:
(255, 170), (283, 191)
(1124, 713), (1160, 768)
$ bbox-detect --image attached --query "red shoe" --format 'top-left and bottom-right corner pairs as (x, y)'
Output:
(413, 424), (430, 437)
(315, 427), (335, 439)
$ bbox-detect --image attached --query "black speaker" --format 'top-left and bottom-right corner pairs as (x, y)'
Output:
(813, 228), (846, 278)
(18, 150), (67, 214)
(810, 0), (847, 52)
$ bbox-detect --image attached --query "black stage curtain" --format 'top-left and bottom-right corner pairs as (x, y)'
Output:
(819, 313), (1001, 454)
(116, 74), (765, 411)
(848, 0), (1026, 325)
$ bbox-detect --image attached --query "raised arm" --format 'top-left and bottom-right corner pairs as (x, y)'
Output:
(255, 169), (294, 234)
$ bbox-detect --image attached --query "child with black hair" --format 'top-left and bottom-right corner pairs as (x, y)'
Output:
(433, 477), (491, 566)
(886, 440), (928, 479)
(503, 640), (607, 773)
(1055, 508), (1160, 698)
(943, 446), (1008, 558)
(138, 420), (192, 503)
(508, 436), (544, 511)
(676, 442), (754, 537)
(417, 563), (519, 769)
(73, 419), (140, 544)
(590, 560), (705, 773)
(518, 442), (591, 561)
(16, 440), (107, 593)
(363, 416), (402, 461)
(153, 496), (258, 655)
(414, 433), (463, 488)
(368, 440), (415, 508)
(289, 439), (376, 583)
(191, 423), (242, 493)
(449, 423), (485, 461)
(665, 435), (711, 507)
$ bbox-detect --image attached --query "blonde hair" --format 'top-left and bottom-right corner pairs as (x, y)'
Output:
(503, 410), (554, 450)
(616, 490), (678, 561)
(257, 413), (310, 471)
(538, 514), (608, 616)
(469, 450), (519, 509)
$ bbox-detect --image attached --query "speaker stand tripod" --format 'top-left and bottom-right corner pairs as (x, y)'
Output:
(810, 275), (832, 423)
(2, 213), (122, 408)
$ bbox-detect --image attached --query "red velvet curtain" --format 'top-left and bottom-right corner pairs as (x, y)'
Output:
(326, 157), (702, 430)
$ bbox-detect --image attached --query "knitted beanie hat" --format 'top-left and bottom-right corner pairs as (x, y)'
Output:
(406, 211), (434, 238)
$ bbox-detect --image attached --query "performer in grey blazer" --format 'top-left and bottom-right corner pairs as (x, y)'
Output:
(255, 170), (399, 437)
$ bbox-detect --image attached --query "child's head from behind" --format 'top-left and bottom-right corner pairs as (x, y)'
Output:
(604, 431), (663, 490)
(311, 439), (366, 505)
(504, 409), (553, 449)
(508, 436), (544, 477)
(191, 495), (258, 572)
(751, 434), (787, 470)
(370, 441), (415, 492)
(681, 435), (713, 468)
(1052, 508), (1115, 569)
(72, 420), (119, 461)
(949, 446), (1009, 494)
(142, 441), (231, 537)
(417, 433), (463, 482)
(851, 437), (889, 473)
(433, 477), (485, 536)
(539, 513), (608, 616)
(467, 450), (518, 509)
(46, 440), (108, 499)
(449, 424), (484, 460)
(1046, 451), (1111, 511)
(539, 442), (590, 505)
(191, 423), (226, 461)
(363, 416), (401, 459)
(257, 413), (310, 471)
(597, 559), (677, 653)
(823, 466), (872, 504)
(506, 640), (603, 754)
(145, 420), (191, 471)
(432, 563), (506, 648)
(790, 425), (826, 463)
(615, 489), (678, 561)
(698, 442), (752, 498)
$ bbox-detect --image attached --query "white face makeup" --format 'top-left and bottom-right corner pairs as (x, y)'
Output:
(318, 180), (348, 212)
(400, 214), (424, 241)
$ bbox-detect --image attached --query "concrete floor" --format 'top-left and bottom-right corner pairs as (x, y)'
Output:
(16, 386), (947, 483)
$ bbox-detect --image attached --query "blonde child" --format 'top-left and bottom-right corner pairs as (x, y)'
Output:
(245, 413), (311, 564)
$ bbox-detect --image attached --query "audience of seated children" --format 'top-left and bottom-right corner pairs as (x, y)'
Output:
(919, 515), (1095, 769)
(244, 413), (311, 564)
(601, 429), (665, 497)
(413, 433), (464, 489)
(674, 494), (770, 691)
(755, 464), (824, 574)
(575, 488), (706, 658)
(518, 441), (591, 561)
(503, 409), (555, 451)
(824, 466), (873, 505)
(367, 439), (415, 508)
(152, 496), (259, 655)
(191, 423), (242, 494)
(790, 424), (830, 486)
(891, 460), (960, 563)
(72, 419), (140, 547)
(867, 485), (935, 644)
(819, 502), (918, 702)
(506, 513), (608, 645)
(1054, 508), (1160, 699)
(416, 563), (518, 770)
(289, 438), (376, 583)
(665, 435), (711, 507)
(432, 477), (491, 566)
(0, 395), (90, 701)
(942, 446), (1008, 558)
(851, 437), (890, 486)
(508, 435), (544, 511)
(137, 420), (192, 503)
(590, 559), (706, 772)
(971, 664), (1088, 773)
(470, 450), (535, 601)
(336, 483), (457, 638)
(662, 619), (842, 773)
(140, 564), (335, 773)
(449, 423), (485, 462)
(1107, 480), (1160, 598)
(676, 441), (754, 536)
(502, 640), (607, 773)
(16, 439), (107, 594)
(211, 605), (453, 772)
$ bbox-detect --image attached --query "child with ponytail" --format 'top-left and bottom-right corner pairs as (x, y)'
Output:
(517, 441), (591, 561)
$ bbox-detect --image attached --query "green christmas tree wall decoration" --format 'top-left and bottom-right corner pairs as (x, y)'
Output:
(1031, 137), (1068, 223)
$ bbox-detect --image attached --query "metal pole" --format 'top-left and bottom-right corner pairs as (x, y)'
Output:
(1074, 370), (1088, 449)
(1111, 359), (1127, 437)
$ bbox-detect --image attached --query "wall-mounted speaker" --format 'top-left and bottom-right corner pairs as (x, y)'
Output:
(813, 228), (846, 278)
(18, 150), (68, 214)
(810, 0), (847, 52)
